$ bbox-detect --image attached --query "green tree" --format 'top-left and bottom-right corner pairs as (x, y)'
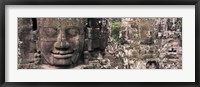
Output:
(111, 21), (121, 44)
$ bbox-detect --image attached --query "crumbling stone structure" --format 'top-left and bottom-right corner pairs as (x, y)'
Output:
(105, 18), (182, 69)
(18, 18), (182, 69)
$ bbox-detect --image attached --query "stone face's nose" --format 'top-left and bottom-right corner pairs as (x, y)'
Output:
(54, 29), (70, 49)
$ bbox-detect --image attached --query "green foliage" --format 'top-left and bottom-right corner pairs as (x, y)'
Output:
(111, 21), (121, 43)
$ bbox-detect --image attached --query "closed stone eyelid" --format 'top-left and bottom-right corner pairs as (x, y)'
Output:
(65, 30), (79, 36)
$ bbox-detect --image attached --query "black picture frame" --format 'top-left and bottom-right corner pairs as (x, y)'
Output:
(0, 0), (199, 87)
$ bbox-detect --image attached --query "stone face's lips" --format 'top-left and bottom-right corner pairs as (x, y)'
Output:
(51, 50), (74, 59)
(53, 54), (73, 59)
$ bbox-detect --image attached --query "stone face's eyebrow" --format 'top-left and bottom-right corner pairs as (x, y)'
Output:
(63, 26), (82, 30)
(37, 25), (59, 28)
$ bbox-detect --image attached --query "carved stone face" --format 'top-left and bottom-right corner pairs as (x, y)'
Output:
(37, 18), (85, 66)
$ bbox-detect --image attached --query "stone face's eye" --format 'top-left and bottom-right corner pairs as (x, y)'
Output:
(43, 27), (58, 38)
(65, 28), (79, 36)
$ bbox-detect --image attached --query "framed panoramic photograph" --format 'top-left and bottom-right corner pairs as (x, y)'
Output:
(0, 0), (199, 87)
